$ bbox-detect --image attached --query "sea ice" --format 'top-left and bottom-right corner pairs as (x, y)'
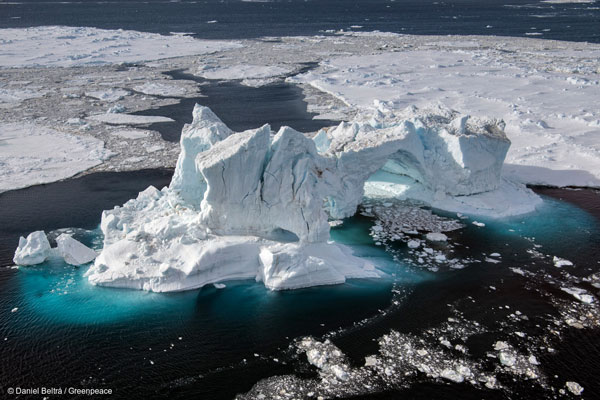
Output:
(0, 26), (241, 67)
(290, 39), (600, 188)
(13, 231), (52, 265)
(87, 114), (174, 125)
(0, 123), (113, 193)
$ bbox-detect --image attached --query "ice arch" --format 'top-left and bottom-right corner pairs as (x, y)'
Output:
(86, 105), (520, 292)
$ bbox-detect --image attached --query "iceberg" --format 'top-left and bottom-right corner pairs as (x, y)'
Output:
(13, 231), (52, 265)
(56, 234), (98, 266)
(86, 104), (538, 292)
(13, 231), (97, 266)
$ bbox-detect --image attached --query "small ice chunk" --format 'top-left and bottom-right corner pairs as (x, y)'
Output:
(213, 283), (226, 289)
(485, 257), (501, 264)
(407, 240), (421, 249)
(11, 307), (18, 313)
(499, 351), (516, 367)
(364, 356), (377, 367)
(561, 287), (594, 304)
(426, 232), (448, 242)
(566, 381), (584, 396)
(494, 341), (510, 351)
(13, 231), (51, 265)
(472, 221), (485, 227)
(490, 252), (501, 257)
(56, 234), (97, 265)
(441, 368), (464, 383)
(553, 256), (573, 268)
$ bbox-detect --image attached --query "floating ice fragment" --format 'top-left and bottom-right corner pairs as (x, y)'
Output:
(56, 234), (97, 265)
(407, 240), (421, 249)
(426, 232), (448, 242)
(553, 256), (573, 268)
(13, 231), (51, 265)
(566, 381), (584, 396)
(560, 287), (594, 304)
(472, 221), (485, 227)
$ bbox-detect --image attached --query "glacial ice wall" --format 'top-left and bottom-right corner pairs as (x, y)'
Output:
(86, 104), (518, 292)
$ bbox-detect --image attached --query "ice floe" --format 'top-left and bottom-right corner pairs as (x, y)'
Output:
(0, 26), (241, 67)
(0, 122), (113, 193)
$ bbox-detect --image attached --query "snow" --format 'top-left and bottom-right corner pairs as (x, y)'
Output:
(0, 26), (241, 67)
(56, 234), (97, 265)
(87, 114), (174, 125)
(13, 231), (52, 265)
(0, 123), (113, 193)
(290, 39), (600, 188)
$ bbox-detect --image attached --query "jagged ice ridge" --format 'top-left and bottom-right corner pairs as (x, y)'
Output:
(85, 104), (539, 292)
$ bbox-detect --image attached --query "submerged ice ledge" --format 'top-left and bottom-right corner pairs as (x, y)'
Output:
(84, 104), (540, 292)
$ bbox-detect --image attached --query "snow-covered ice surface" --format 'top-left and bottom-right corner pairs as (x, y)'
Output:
(196, 64), (293, 87)
(0, 26), (241, 67)
(2, 29), (600, 192)
(289, 33), (600, 188)
(0, 122), (113, 193)
(87, 113), (174, 125)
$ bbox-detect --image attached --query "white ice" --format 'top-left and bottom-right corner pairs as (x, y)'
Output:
(196, 64), (292, 86)
(87, 114), (174, 125)
(133, 82), (188, 97)
(85, 88), (130, 102)
(13, 231), (52, 265)
(0, 122), (113, 193)
(56, 234), (97, 266)
(0, 26), (241, 68)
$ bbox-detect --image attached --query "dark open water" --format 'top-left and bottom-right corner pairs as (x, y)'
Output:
(1, 0), (599, 43)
